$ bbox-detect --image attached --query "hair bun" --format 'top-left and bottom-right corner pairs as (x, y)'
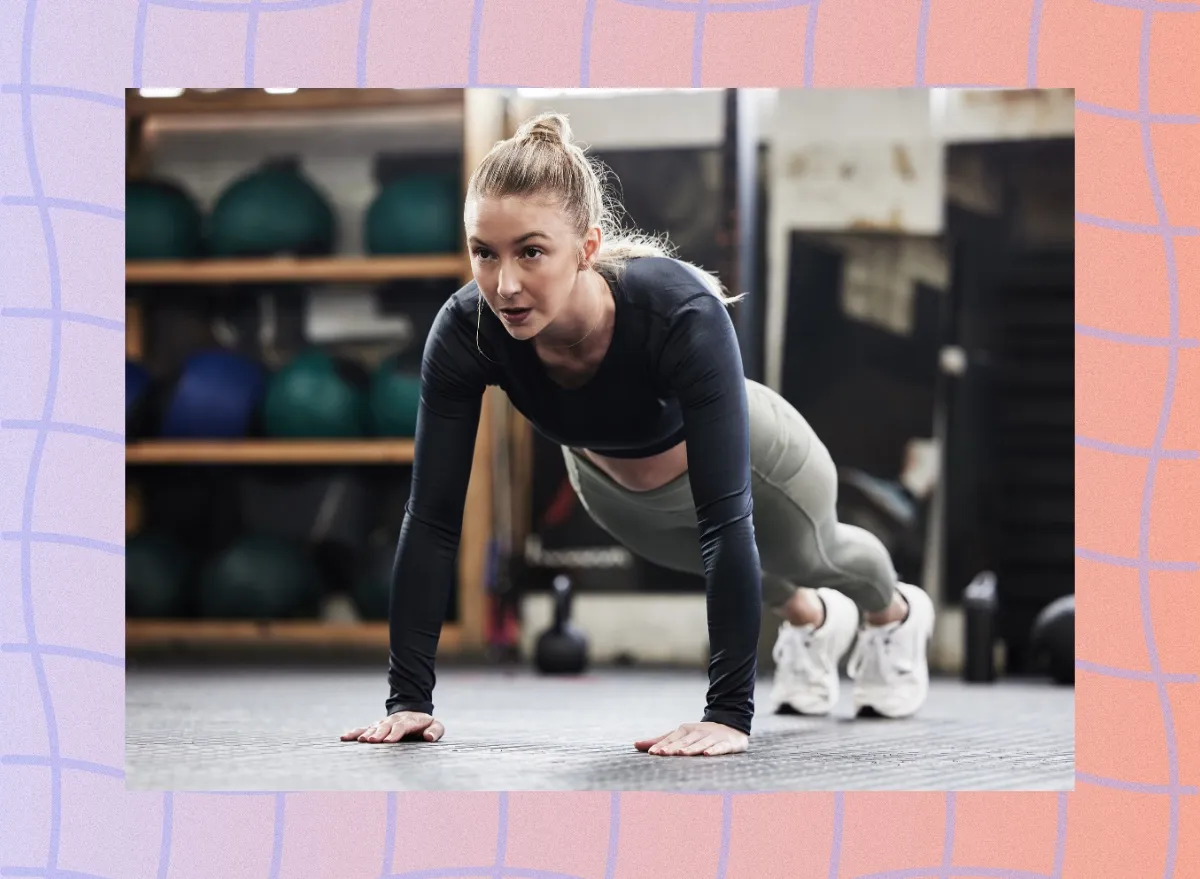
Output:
(517, 113), (572, 146)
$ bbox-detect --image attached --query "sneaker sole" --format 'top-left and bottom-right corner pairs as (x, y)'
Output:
(774, 701), (833, 717)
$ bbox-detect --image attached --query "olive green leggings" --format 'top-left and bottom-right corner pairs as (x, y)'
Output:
(562, 379), (898, 613)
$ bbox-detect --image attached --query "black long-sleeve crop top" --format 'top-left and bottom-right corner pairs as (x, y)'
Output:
(385, 256), (762, 734)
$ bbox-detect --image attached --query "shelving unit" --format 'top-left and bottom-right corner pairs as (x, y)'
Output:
(125, 254), (467, 286)
(125, 620), (463, 652)
(125, 88), (511, 656)
(126, 89), (462, 118)
(126, 440), (415, 465)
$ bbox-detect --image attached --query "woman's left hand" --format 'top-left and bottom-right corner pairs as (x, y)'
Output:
(635, 721), (748, 756)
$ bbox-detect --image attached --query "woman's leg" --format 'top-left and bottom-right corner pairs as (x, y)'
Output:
(562, 380), (933, 718)
(560, 381), (901, 611)
(742, 379), (898, 613)
(561, 427), (857, 718)
(743, 379), (933, 718)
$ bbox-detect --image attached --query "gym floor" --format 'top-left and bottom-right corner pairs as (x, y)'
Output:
(125, 663), (1074, 791)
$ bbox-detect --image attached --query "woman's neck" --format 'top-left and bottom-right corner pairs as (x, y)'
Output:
(535, 270), (613, 360)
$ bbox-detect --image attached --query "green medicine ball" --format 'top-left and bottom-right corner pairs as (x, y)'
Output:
(351, 539), (396, 621)
(365, 173), (459, 255)
(368, 355), (422, 437)
(199, 535), (323, 620)
(126, 180), (204, 260)
(263, 349), (369, 439)
(210, 163), (336, 257)
(126, 531), (192, 618)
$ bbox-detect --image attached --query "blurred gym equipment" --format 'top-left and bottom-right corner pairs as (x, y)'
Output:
(126, 531), (193, 618)
(365, 172), (460, 256)
(1028, 593), (1075, 686)
(368, 354), (423, 438)
(262, 349), (369, 439)
(534, 574), (589, 675)
(158, 348), (268, 439)
(199, 534), (324, 620)
(209, 160), (337, 257)
(126, 178), (205, 260)
(962, 570), (999, 683)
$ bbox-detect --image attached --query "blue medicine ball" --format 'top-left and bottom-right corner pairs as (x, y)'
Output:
(127, 361), (150, 412)
(160, 349), (267, 439)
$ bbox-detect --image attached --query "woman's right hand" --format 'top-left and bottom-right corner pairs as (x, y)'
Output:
(340, 711), (445, 744)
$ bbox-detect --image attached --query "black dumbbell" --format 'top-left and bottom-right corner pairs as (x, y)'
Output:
(534, 574), (588, 675)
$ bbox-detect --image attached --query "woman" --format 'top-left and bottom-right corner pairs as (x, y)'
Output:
(342, 113), (934, 757)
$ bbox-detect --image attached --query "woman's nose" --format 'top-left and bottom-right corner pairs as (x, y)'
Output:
(497, 268), (519, 299)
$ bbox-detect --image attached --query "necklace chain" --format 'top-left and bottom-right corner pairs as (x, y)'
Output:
(544, 288), (606, 349)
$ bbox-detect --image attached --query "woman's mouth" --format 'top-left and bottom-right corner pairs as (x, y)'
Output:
(499, 307), (532, 325)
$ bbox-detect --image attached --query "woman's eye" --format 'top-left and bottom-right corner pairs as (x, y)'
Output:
(523, 247), (542, 259)
(473, 248), (493, 259)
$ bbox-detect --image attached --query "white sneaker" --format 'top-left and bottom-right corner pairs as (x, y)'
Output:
(848, 581), (935, 718)
(770, 587), (859, 716)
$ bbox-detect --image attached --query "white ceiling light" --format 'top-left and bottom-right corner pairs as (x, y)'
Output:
(517, 88), (719, 98)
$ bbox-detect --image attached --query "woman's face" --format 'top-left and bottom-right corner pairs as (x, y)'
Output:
(465, 195), (597, 341)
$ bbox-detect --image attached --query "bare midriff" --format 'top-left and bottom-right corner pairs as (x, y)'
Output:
(580, 440), (689, 492)
(538, 276), (690, 493)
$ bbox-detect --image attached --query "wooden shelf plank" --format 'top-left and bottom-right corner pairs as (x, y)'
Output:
(126, 620), (464, 651)
(127, 88), (464, 119)
(126, 440), (415, 465)
(126, 254), (467, 285)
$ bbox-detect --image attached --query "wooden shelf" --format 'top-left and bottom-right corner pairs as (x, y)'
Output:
(126, 254), (468, 285)
(127, 88), (465, 120)
(124, 88), (511, 660)
(126, 620), (463, 652)
(126, 440), (415, 465)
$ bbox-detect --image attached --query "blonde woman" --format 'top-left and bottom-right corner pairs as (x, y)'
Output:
(342, 113), (934, 757)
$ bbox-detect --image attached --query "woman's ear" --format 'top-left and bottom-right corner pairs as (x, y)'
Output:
(580, 226), (602, 268)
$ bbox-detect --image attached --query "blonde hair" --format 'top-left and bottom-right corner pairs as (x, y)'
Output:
(466, 112), (744, 307)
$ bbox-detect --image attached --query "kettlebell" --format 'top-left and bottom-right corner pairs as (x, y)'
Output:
(534, 574), (589, 675)
(1029, 593), (1074, 685)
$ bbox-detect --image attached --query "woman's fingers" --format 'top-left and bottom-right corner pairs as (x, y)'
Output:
(633, 733), (668, 752)
(703, 731), (749, 756)
(642, 722), (749, 757)
(646, 734), (680, 755)
(655, 729), (707, 756)
(648, 727), (692, 756)
(343, 713), (443, 744)
(359, 723), (386, 742)
(680, 735), (720, 756)
(383, 721), (413, 743)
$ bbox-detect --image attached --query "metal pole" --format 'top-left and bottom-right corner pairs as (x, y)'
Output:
(721, 88), (763, 381)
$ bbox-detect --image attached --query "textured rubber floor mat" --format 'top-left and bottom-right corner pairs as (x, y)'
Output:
(125, 666), (1074, 791)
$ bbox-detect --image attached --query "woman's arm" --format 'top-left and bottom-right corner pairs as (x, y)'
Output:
(657, 290), (762, 736)
(385, 301), (488, 717)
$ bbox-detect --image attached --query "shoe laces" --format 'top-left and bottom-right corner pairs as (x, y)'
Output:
(772, 623), (822, 683)
(847, 624), (912, 686)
